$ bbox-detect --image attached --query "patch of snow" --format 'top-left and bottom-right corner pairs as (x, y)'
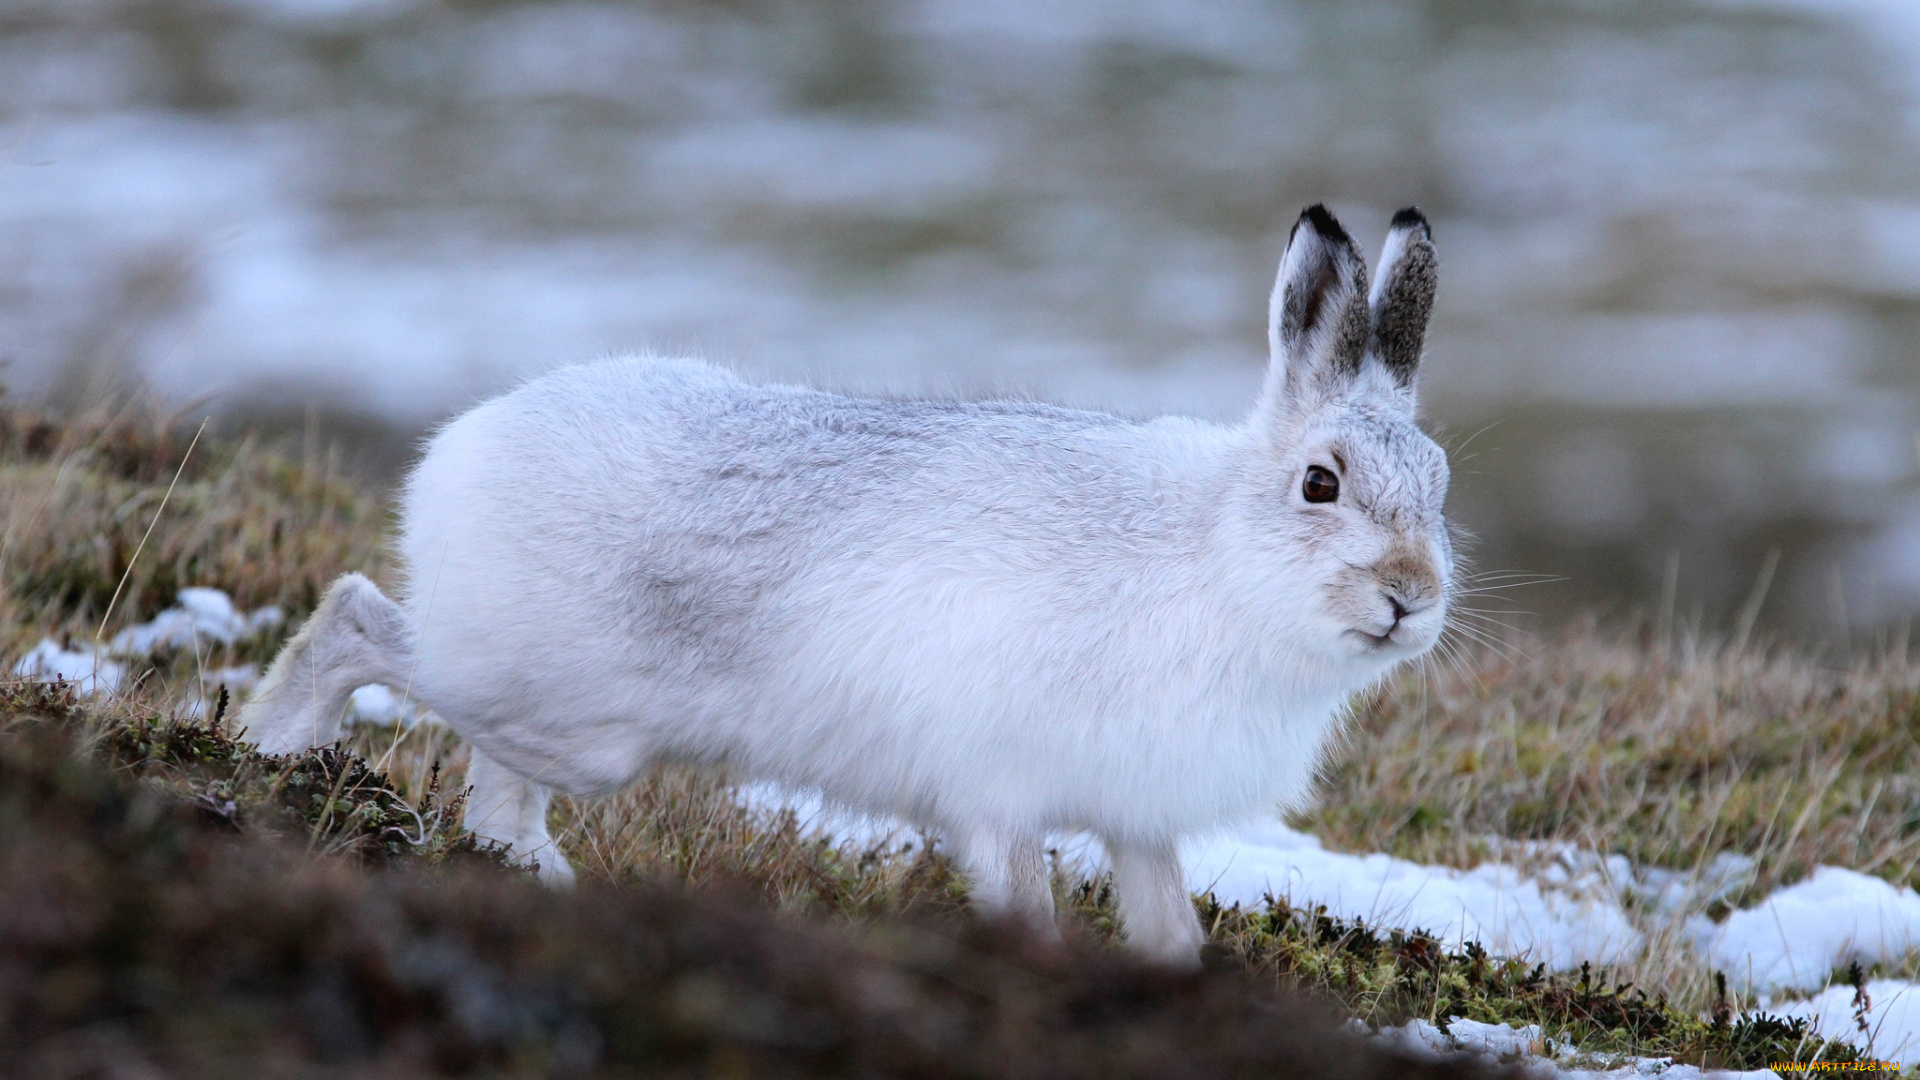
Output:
(737, 783), (1642, 969)
(110, 587), (282, 654)
(1438, 1017), (1553, 1058)
(172, 665), (264, 719)
(733, 782), (926, 851)
(1620, 853), (1759, 916)
(10, 639), (124, 694)
(1493, 844), (1760, 920)
(1367, 1017), (1775, 1077)
(347, 683), (430, 728)
(1769, 978), (1920, 1069)
(1185, 821), (1644, 969)
(728, 777), (1920, 1073)
(1555, 1061), (1777, 1078)
(1694, 867), (1920, 994)
(204, 664), (261, 692)
(1371, 1016), (1569, 1070)
(8, 588), (448, 732)
(1369, 1017), (1467, 1063)
(10, 588), (279, 706)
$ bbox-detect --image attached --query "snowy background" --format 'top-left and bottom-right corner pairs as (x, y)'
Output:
(4, 0), (1920, 631)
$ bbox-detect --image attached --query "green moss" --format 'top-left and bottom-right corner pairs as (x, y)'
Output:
(104, 709), (501, 870)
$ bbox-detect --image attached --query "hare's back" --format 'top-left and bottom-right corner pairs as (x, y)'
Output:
(418, 356), (1143, 544)
(398, 358), (1164, 719)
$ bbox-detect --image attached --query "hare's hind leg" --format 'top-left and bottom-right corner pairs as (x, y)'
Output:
(1107, 839), (1205, 967)
(233, 574), (411, 755)
(464, 749), (576, 885)
(955, 829), (1057, 939)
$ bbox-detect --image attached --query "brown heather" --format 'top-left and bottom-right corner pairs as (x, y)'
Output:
(2, 681), (1519, 1080)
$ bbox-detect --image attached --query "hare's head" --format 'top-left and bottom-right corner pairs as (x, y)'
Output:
(1236, 205), (1451, 670)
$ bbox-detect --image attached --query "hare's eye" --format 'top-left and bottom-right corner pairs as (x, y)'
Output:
(1302, 465), (1340, 504)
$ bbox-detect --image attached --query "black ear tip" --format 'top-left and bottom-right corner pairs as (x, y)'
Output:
(1390, 206), (1431, 238)
(1296, 203), (1353, 245)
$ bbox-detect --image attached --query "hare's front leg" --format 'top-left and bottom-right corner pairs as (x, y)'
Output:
(1107, 839), (1205, 966)
(464, 749), (576, 886)
(954, 829), (1058, 938)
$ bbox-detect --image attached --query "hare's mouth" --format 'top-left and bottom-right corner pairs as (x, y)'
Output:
(1347, 628), (1396, 651)
(1348, 622), (1438, 654)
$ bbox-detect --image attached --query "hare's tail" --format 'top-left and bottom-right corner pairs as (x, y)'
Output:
(232, 573), (414, 754)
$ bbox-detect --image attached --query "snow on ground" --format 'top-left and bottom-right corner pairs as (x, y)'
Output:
(107, 587), (282, 654)
(1695, 867), (1920, 994)
(9, 588), (402, 726)
(1371, 1017), (1559, 1066)
(11, 587), (282, 697)
(11, 638), (125, 695)
(1374, 1017), (1780, 1077)
(744, 786), (1652, 971)
(1184, 820), (1642, 969)
(1770, 979), (1920, 1070)
(345, 683), (431, 727)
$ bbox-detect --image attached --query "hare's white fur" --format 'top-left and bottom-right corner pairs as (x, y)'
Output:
(237, 205), (1451, 964)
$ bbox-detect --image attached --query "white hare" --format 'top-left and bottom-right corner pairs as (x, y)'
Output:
(236, 204), (1451, 965)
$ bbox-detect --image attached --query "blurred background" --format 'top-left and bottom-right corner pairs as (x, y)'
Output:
(3, 0), (1919, 637)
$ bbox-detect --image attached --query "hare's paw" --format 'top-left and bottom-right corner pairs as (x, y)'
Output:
(955, 829), (1059, 941)
(1108, 839), (1205, 968)
(465, 749), (576, 888)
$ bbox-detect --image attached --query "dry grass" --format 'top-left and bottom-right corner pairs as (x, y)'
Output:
(553, 771), (965, 918)
(343, 720), (971, 925)
(2, 391), (1915, 1068)
(1314, 623), (1920, 887)
(0, 398), (387, 661)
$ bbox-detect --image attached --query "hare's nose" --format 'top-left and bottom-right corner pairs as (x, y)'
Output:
(1384, 590), (1435, 631)
(1375, 550), (1441, 608)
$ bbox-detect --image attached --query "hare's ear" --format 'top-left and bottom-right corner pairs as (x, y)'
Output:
(1265, 204), (1371, 409)
(1366, 207), (1438, 389)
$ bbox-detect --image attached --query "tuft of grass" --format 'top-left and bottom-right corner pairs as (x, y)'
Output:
(554, 768), (967, 919)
